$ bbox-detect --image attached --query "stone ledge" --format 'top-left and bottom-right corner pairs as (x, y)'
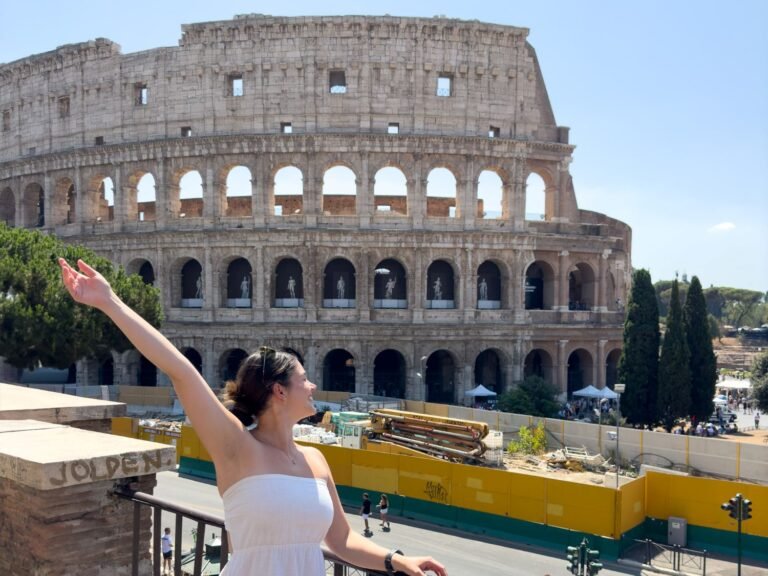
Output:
(0, 419), (176, 490)
(0, 382), (126, 423)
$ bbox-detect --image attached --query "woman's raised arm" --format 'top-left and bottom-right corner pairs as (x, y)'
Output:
(59, 258), (244, 462)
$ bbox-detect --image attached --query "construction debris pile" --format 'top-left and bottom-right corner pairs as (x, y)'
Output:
(506, 445), (615, 479)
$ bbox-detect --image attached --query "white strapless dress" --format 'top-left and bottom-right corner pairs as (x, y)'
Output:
(220, 474), (334, 575)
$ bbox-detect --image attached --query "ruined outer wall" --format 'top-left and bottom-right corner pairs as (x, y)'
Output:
(0, 15), (560, 162)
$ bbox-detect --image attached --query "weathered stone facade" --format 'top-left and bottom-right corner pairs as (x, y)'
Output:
(0, 15), (631, 402)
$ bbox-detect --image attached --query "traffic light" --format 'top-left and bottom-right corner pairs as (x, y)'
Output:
(566, 545), (579, 574)
(587, 549), (603, 575)
(741, 498), (752, 521)
(721, 495), (741, 519)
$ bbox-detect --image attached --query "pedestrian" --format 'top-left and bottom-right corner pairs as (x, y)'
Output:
(377, 494), (391, 530)
(361, 493), (372, 536)
(58, 259), (446, 576)
(756, 411), (761, 430)
(161, 527), (173, 575)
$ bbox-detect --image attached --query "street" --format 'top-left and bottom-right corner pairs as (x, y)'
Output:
(154, 470), (640, 576)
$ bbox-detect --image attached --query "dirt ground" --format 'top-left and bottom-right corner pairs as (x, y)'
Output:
(716, 428), (768, 445)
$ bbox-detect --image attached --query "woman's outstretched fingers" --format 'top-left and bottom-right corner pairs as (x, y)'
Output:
(76, 259), (98, 277)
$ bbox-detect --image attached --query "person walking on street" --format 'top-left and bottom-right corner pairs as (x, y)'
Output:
(756, 411), (761, 430)
(377, 494), (391, 530)
(361, 493), (373, 536)
(161, 527), (173, 575)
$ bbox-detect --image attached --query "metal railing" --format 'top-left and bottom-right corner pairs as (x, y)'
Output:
(635, 538), (708, 575)
(114, 484), (399, 576)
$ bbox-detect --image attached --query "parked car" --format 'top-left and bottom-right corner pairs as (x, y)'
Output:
(708, 407), (738, 424)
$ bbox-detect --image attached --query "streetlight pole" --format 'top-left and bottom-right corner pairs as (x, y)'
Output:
(614, 383), (625, 489)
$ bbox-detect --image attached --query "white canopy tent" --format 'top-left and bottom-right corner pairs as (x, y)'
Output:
(718, 378), (752, 390)
(597, 386), (619, 399)
(465, 384), (498, 397)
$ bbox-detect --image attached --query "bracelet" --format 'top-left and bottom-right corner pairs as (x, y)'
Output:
(384, 548), (404, 575)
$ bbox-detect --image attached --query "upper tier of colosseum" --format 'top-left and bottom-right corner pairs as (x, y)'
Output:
(0, 15), (564, 162)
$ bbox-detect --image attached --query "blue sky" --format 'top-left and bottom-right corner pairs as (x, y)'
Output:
(1, 1), (766, 292)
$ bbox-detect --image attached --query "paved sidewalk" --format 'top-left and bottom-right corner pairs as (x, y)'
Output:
(621, 541), (767, 576)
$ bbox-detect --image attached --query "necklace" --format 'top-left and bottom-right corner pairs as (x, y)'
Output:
(260, 438), (298, 465)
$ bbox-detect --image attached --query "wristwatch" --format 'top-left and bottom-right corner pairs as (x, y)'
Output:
(384, 548), (404, 575)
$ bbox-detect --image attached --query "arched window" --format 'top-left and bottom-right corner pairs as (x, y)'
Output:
(226, 258), (253, 308)
(183, 348), (203, 375)
(524, 349), (553, 383)
(373, 350), (406, 398)
(374, 167), (407, 216)
(97, 177), (114, 222)
(567, 349), (594, 395)
(426, 167), (457, 218)
(225, 166), (252, 217)
(136, 173), (156, 221)
(180, 259), (203, 308)
(323, 349), (355, 392)
(273, 166), (303, 216)
(425, 350), (456, 404)
(568, 263), (596, 310)
(0, 187), (15, 227)
(525, 261), (555, 310)
(474, 349), (504, 394)
(274, 259), (303, 308)
(477, 170), (503, 219)
(220, 349), (248, 384)
(323, 258), (356, 308)
(23, 183), (44, 227)
(477, 261), (502, 308)
(322, 166), (357, 216)
(525, 173), (546, 221)
(605, 349), (622, 389)
(426, 260), (455, 309)
(179, 170), (203, 218)
(373, 259), (407, 309)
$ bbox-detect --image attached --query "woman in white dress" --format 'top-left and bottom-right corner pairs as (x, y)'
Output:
(59, 258), (446, 576)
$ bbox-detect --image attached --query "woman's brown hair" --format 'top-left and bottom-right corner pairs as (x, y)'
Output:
(220, 348), (300, 425)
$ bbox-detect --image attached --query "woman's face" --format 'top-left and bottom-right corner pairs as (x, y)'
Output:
(282, 362), (317, 420)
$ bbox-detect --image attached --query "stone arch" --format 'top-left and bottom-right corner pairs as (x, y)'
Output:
(567, 348), (594, 395)
(322, 348), (356, 392)
(22, 182), (45, 227)
(126, 258), (155, 285)
(98, 354), (115, 386)
(182, 347), (203, 375)
(476, 169), (504, 219)
(282, 347), (305, 366)
(426, 166), (458, 218)
(474, 348), (506, 394)
(373, 349), (407, 398)
(224, 257), (253, 308)
(426, 259), (457, 308)
(568, 262), (597, 310)
(323, 257), (356, 308)
(53, 177), (75, 226)
(272, 165), (304, 216)
(274, 257), (304, 307)
(125, 350), (157, 387)
(523, 348), (554, 384)
(219, 348), (249, 384)
(373, 166), (408, 216)
(605, 348), (622, 389)
(169, 257), (203, 308)
(373, 258), (407, 308)
(127, 171), (157, 222)
(477, 260), (503, 308)
(322, 165), (357, 216)
(425, 349), (458, 404)
(223, 165), (252, 217)
(0, 187), (15, 226)
(524, 171), (547, 221)
(97, 176), (115, 222)
(173, 167), (204, 218)
(524, 260), (556, 310)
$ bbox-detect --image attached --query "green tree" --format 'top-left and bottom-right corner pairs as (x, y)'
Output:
(618, 269), (660, 426)
(0, 224), (162, 371)
(684, 277), (717, 422)
(658, 279), (691, 431)
(497, 376), (560, 417)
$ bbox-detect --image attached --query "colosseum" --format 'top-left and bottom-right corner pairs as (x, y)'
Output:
(0, 14), (631, 402)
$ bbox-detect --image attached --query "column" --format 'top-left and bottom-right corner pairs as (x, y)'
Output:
(598, 250), (610, 312)
(252, 155), (266, 226)
(358, 154), (371, 228)
(557, 340), (568, 398)
(597, 339), (607, 389)
(558, 250), (570, 311)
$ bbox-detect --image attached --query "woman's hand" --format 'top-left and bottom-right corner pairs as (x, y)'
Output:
(58, 258), (114, 310)
(394, 554), (447, 576)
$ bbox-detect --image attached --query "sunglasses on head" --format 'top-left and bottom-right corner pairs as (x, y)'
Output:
(259, 346), (276, 386)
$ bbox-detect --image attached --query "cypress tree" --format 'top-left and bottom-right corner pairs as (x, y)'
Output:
(684, 276), (717, 422)
(618, 269), (660, 426)
(658, 279), (691, 431)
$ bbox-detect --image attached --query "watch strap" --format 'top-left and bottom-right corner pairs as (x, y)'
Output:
(384, 548), (404, 575)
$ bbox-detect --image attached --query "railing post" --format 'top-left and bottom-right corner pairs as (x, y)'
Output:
(153, 506), (162, 576)
(174, 514), (183, 575)
(132, 501), (141, 576)
(193, 520), (206, 576)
